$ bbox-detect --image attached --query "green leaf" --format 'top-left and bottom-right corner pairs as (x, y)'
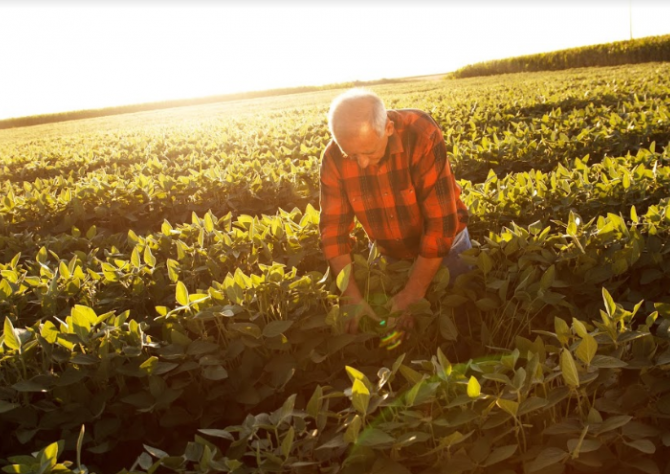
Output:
(393, 432), (431, 450)
(13, 377), (52, 393)
(575, 334), (597, 366)
(198, 429), (234, 441)
(560, 349), (580, 387)
(166, 259), (180, 283)
(483, 444), (518, 467)
(278, 393), (296, 425)
(143, 246), (157, 268)
(131, 247), (141, 268)
(439, 312), (458, 341)
(631, 205), (639, 223)
(540, 265), (556, 290)
(496, 399), (518, 417)
(336, 263), (352, 293)
(306, 385), (323, 419)
(204, 212), (215, 233)
(0, 279), (12, 300)
(71, 305), (96, 340)
(3, 317), (21, 352)
(140, 356), (158, 375)
(170, 329), (192, 346)
(623, 439), (656, 454)
(352, 379), (370, 416)
(528, 447), (567, 472)
(357, 428), (395, 447)
(624, 458), (660, 474)
(0, 400), (19, 414)
(587, 408), (603, 424)
(399, 364), (423, 385)
(144, 444), (169, 459)
(567, 211), (580, 236)
(598, 415), (632, 434)
(405, 380), (423, 407)
(518, 397), (549, 416)
(36, 246), (48, 265)
(345, 365), (373, 390)
(344, 415), (361, 444)
(467, 376), (481, 398)
(58, 261), (71, 279)
(590, 355), (627, 368)
(161, 220), (173, 236)
(175, 281), (189, 306)
(567, 438), (601, 454)
(554, 317), (570, 345)
(602, 287), (616, 317)
(571, 318), (588, 338)
(477, 251), (494, 275)
(230, 323), (261, 339)
(262, 320), (294, 338)
(202, 366), (228, 381)
(40, 441), (60, 469)
(281, 426), (295, 458)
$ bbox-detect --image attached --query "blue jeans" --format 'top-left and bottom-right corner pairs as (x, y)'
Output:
(441, 227), (473, 282)
(381, 227), (473, 284)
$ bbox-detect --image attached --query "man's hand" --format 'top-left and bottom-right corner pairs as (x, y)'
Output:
(328, 253), (383, 334)
(343, 297), (381, 334)
(387, 287), (423, 332)
(386, 255), (443, 333)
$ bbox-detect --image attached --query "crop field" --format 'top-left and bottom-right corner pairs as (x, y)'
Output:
(1, 62), (670, 474)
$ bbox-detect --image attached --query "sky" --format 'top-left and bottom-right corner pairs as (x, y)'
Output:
(1, 0), (669, 120)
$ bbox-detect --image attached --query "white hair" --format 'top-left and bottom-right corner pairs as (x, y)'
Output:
(327, 88), (387, 143)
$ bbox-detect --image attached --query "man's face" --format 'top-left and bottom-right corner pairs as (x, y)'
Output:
(336, 120), (393, 169)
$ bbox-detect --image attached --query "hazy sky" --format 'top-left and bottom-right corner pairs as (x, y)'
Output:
(1, 0), (669, 120)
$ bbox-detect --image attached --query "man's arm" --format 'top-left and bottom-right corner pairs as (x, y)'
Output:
(319, 147), (379, 333)
(328, 253), (380, 334)
(389, 255), (442, 330)
(319, 148), (356, 262)
(389, 117), (466, 330)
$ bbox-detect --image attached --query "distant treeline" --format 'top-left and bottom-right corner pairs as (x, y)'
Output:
(450, 34), (670, 79)
(0, 78), (398, 130)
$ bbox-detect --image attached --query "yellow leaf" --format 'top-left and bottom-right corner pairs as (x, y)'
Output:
(467, 376), (481, 398)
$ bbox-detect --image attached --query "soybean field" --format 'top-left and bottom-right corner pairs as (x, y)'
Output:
(1, 62), (670, 474)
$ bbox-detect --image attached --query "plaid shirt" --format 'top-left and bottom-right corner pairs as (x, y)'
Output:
(319, 109), (469, 261)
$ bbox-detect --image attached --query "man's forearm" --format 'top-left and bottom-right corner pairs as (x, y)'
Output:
(328, 254), (363, 301)
(404, 255), (443, 297)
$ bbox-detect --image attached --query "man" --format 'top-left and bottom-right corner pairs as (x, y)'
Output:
(319, 88), (471, 334)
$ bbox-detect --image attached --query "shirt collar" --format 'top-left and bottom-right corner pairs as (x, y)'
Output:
(376, 113), (403, 166)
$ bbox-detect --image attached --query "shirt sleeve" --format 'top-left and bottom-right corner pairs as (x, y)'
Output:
(319, 148), (355, 260)
(412, 127), (462, 259)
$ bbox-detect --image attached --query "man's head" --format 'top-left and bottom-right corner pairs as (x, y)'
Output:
(327, 89), (394, 169)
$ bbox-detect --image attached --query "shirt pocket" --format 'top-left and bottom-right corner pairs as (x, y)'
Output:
(395, 186), (421, 230)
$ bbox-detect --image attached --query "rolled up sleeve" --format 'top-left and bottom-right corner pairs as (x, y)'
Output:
(413, 131), (463, 259)
(319, 151), (355, 261)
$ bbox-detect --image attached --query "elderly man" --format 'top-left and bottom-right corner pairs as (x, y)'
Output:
(319, 88), (471, 334)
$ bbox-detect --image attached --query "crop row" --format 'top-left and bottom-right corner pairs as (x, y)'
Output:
(450, 34), (670, 78)
(2, 197), (669, 472)
(2, 64), (669, 189)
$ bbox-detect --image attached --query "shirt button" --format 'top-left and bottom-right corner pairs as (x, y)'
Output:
(384, 192), (388, 196)
(390, 214), (394, 218)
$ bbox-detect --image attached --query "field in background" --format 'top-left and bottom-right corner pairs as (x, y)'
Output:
(1, 63), (670, 474)
(450, 34), (670, 78)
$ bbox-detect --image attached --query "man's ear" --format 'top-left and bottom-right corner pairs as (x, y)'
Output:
(385, 119), (394, 137)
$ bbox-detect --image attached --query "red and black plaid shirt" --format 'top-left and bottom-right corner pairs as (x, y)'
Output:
(319, 109), (469, 261)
